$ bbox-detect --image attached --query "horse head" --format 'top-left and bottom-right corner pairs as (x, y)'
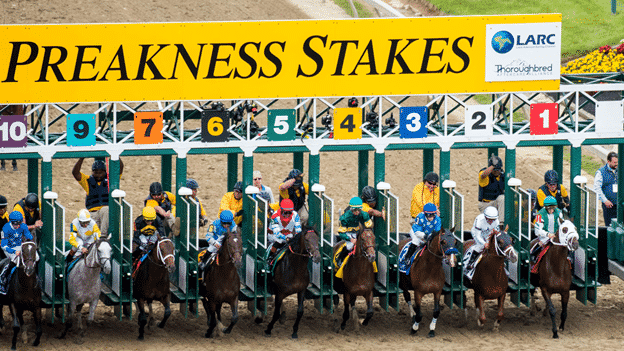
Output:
(155, 237), (175, 273)
(557, 218), (580, 252)
(438, 227), (458, 268)
(303, 229), (321, 263)
(225, 230), (243, 270)
(20, 241), (38, 277)
(491, 225), (517, 263)
(358, 228), (376, 263)
(96, 238), (112, 274)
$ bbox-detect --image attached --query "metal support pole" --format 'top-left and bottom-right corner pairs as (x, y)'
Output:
(28, 159), (39, 195)
(175, 156), (187, 197)
(293, 152), (304, 174)
(308, 153), (320, 231)
(553, 145), (564, 184)
(161, 155), (173, 192)
(374, 151), (385, 185)
(439, 150), (451, 228)
(242, 154), (254, 239)
(504, 148), (516, 226)
(358, 150), (369, 194)
(570, 146), (582, 228)
(423, 149), (434, 180)
(619, 143), (624, 224)
(41, 161), (52, 195)
(108, 158), (121, 246)
(40, 161), (53, 249)
(227, 153), (238, 191)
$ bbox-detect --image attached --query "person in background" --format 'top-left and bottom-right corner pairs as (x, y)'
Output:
(536, 170), (570, 214)
(410, 172), (439, 220)
(0, 196), (8, 230)
(361, 186), (385, 220)
(595, 152), (618, 227)
(145, 182), (180, 237)
(0, 160), (17, 172)
(13, 193), (42, 240)
(186, 179), (208, 227)
(279, 169), (309, 226)
(478, 154), (505, 222)
(253, 171), (275, 204)
(219, 182), (244, 227)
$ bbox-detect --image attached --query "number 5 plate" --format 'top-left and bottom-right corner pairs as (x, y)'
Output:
(267, 109), (295, 141)
(465, 105), (493, 137)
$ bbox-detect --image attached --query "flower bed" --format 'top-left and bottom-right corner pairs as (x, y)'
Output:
(561, 43), (624, 74)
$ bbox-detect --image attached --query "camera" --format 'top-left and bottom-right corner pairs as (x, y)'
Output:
(348, 97), (358, 108)
(385, 113), (397, 128)
(321, 114), (332, 128)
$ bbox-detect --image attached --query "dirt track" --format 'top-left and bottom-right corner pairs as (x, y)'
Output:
(0, 1), (622, 350)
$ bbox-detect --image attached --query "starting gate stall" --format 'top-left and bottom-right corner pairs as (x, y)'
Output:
(40, 191), (67, 322)
(307, 184), (336, 314)
(240, 186), (271, 316)
(506, 178), (533, 307)
(100, 190), (134, 320)
(441, 180), (466, 309)
(573, 176), (599, 304)
(373, 182), (401, 311)
(170, 187), (200, 317)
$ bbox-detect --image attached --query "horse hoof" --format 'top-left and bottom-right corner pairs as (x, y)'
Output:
(33, 339), (40, 347)
(264, 330), (271, 337)
(427, 330), (435, 338)
(553, 333), (559, 339)
(291, 333), (298, 339)
(205, 331), (213, 338)
(138, 335), (144, 341)
(223, 328), (231, 334)
(254, 317), (263, 324)
(157, 322), (166, 329)
(410, 328), (417, 335)
(73, 337), (85, 345)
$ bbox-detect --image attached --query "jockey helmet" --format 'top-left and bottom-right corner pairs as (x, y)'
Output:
(544, 170), (559, 185)
(233, 181), (243, 193)
(423, 203), (437, 214)
(488, 154), (503, 170)
(483, 206), (498, 220)
(349, 197), (363, 209)
(527, 189), (537, 204)
(0, 195), (7, 208)
(220, 210), (234, 224)
(544, 196), (557, 207)
(280, 199), (295, 211)
(8, 211), (23, 223)
(149, 182), (163, 196)
(288, 169), (303, 180)
(92, 160), (107, 172)
(77, 209), (91, 223)
(142, 206), (157, 221)
(24, 193), (38, 209)
(424, 172), (439, 184)
(361, 186), (377, 204)
(186, 179), (199, 190)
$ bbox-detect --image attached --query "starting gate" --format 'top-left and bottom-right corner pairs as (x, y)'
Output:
(507, 179), (533, 307)
(573, 176), (599, 304)
(41, 191), (67, 322)
(374, 182), (401, 311)
(441, 180), (466, 309)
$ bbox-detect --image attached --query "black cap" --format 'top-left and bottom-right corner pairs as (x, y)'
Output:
(0, 195), (7, 208)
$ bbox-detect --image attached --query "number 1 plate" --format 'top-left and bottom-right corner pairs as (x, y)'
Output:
(334, 107), (362, 140)
(67, 114), (96, 146)
(530, 103), (559, 135)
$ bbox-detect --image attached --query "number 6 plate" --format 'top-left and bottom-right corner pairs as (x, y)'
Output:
(465, 105), (493, 137)
(201, 110), (229, 142)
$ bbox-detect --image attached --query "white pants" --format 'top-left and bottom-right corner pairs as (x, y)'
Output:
(3, 249), (39, 263)
(343, 232), (357, 251)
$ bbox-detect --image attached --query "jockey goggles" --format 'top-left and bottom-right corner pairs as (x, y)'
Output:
(10, 220), (21, 226)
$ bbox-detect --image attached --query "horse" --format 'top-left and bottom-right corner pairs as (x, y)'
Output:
(59, 238), (112, 339)
(200, 229), (243, 338)
(463, 226), (517, 330)
(0, 241), (42, 350)
(530, 218), (579, 338)
(333, 228), (376, 331)
(263, 228), (321, 339)
(132, 237), (175, 340)
(399, 227), (458, 337)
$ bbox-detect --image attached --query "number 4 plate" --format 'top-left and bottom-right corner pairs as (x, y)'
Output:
(465, 105), (493, 137)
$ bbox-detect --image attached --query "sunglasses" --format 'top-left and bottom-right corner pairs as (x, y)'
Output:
(11, 221), (21, 226)
(425, 213), (436, 218)
(281, 211), (292, 216)
(426, 181), (438, 187)
(254, 178), (262, 181)
(151, 193), (163, 197)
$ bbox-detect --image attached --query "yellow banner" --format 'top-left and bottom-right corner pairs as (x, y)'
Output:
(0, 15), (561, 104)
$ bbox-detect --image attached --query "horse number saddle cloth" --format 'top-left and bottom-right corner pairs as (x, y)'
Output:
(264, 245), (288, 274)
(398, 244), (426, 275)
(333, 242), (378, 279)
(530, 244), (572, 274)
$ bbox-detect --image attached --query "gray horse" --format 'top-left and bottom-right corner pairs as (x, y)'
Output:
(59, 238), (112, 338)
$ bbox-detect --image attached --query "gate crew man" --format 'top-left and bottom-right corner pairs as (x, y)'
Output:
(13, 193), (43, 240)
(145, 182), (180, 237)
(411, 172), (439, 220)
(478, 154), (505, 222)
(279, 169), (309, 226)
(361, 186), (385, 220)
(219, 181), (244, 227)
(0, 195), (8, 230)
(595, 152), (618, 226)
(536, 170), (570, 213)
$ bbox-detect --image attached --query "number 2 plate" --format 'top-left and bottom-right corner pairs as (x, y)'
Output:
(67, 114), (96, 147)
(134, 112), (163, 144)
(334, 107), (362, 140)
(465, 105), (493, 137)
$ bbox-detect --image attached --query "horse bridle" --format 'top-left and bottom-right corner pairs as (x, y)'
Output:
(148, 238), (174, 267)
(215, 232), (240, 266)
(551, 226), (579, 251)
(83, 240), (111, 269)
(492, 231), (514, 258)
(18, 242), (37, 267)
(288, 230), (316, 258)
(427, 233), (458, 260)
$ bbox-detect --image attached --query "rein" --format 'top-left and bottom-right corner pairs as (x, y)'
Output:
(215, 232), (238, 266)
(18, 242), (37, 268)
(492, 232), (514, 258)
(83, 240), (111, 269)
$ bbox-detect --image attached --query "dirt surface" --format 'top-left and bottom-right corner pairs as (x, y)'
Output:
(0, 1), (622, 350)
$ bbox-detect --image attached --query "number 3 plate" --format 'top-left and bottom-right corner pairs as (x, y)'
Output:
(465, 105), (493, 137)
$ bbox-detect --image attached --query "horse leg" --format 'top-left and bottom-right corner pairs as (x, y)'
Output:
(428, 292), (441, 338)
(59, 301), (75, 339)
(18, 309), (26, 345)
(362, 290), (373, 327)
(10, 305), (20, 350)
(136, 299), (147, 341)
(351, 298), (359, 331)
(291, 291), (304, 339)
(205, 303), (217, 338)
(559, 290), (570, 332)
(540, 287), (558, 338)
(340, 293), (350, 331)
(33, 307), (42, 347)
(158, 295), (172, 329)
(147, 302), (154, 329)
(215, 303), (225, 337)
(264, 294), (283, 336)
(493, 294), (505, 332)
(87, 298), (98, 325)
(475, 294), (486, 327)
(223, 299), (239, 334)
(411, 291), (423, 335)
(76, 303), (85, 337)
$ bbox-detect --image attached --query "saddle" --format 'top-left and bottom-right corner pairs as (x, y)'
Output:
(398, 244), (425, 275)
(265, 245), (288, 274)
(333, 243), (377, 279)
(132, 252), (150, 279)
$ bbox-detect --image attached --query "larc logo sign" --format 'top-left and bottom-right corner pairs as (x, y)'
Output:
(516, 34), (556, 46)
(491, 31), (514, 54)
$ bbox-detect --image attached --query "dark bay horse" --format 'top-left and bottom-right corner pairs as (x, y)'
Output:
(201, 229), (243, 338)
(60, 238), (112, 339)
(399, 227), (458, 337)
(464, 227), (517, 330)
(530, 219), (579, 338)
(264, 228), (320, 339)
(333, 228), (376, 331)
(0, 242), (42, 350)
(133, 237), (175, 340)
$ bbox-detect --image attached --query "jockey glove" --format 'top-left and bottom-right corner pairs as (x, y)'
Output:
(235, 210), (244, 217)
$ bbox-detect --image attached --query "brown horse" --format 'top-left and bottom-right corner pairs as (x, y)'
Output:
(333, 228), (376, 331)
(530, 219), (579, 338)
(399, 227), (458, 337)
(132, 237), (175, 340)
(464, 227), (517, 330)
(264, 228), (321, 339)
(0, 242), (42, 350)
(201, 229), (243, 338)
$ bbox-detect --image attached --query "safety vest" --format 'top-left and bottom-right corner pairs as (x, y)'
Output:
(85, 176), (109, 210)
(537, 184), (565, 211)
(478, 168), (505, 201)
(599, 164), (618, 204)
(144, 193), (173, 219)
(287, 184), (307, 211)
(16, 199), (40, 226)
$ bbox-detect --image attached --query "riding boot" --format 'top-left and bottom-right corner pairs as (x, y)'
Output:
(567, 251), (575, 266)
(405, 243), (418, 263)
(65, 251), (76, 265)
(530, 245), (542, 263)
(0, 262), (15, 295)
(466, 251), (479, 270)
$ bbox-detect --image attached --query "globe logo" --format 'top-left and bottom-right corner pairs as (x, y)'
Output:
(491, 31), (514, 54)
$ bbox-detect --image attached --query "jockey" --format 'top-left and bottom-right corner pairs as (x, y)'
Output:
(0, 211), (35, 294)
(361, 186), (386, 220)
(186, 179), (208, 226)
(200, 210), (237, 269)
(132, 206), (165, 260)
(531, 196), (564, 261)
(266, 199), (302, 264)
(336, 197), (373, 264)
(404, 203), (441, 263)
(219, 181), (244, 226)
(145, 182), (180, 237)
(464, 207), (500, 270)
(66, 209), (101, 263)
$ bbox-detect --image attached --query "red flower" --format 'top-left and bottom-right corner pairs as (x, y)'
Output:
(599, 45), (611, 54)
(616, 43), (624, 55)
